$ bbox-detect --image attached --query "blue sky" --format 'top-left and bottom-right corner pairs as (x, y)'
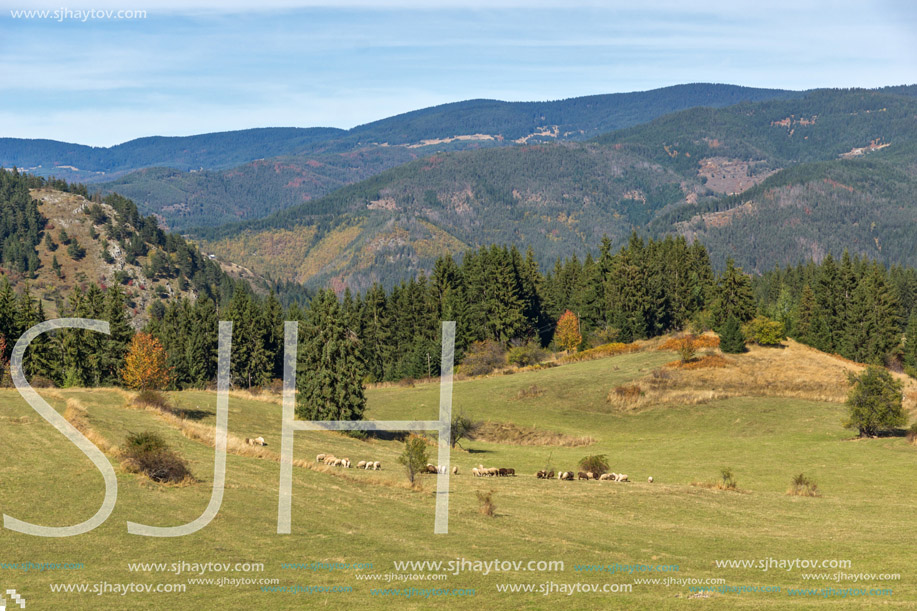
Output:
(0, 0), (915, 146)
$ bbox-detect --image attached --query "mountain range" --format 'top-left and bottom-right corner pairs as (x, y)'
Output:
(4, 83), (917, 295)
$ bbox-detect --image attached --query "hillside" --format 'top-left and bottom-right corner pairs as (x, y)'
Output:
(190, 88), (917, 289)
(0, 170), (249, 326)
(3, 338), (916, 609)
(192, 88), (917, 290)
(2, 84), (800, 230)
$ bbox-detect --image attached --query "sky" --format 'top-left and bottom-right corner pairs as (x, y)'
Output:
(0, 0), (915, 146)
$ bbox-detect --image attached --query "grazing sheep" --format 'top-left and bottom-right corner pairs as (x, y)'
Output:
(254, 436), (266, 446)
(373, 461), (381, 470)
(647, 476), (654, 483)
(472, 468), (481, 477)
(426, 464), (437, 474)
(498, 468), (509, 477)
(618, 474), (629, 482)
(452, 466), (459, 475)
(357, 460), (366, 469)
(547, 470), (555, 479)
(506, 468), (515, 476)
(316, 453), (326, 463)
(577, 471), (589, 480)
(342, 458), (351, 468)
(599, 473), (612, 481)
(587, 471), (595, 480)
(333, 458), (343, 467)
(489, 468), (499, 476)
(559, 471), (572, 480)
(536, 470), (546, 479)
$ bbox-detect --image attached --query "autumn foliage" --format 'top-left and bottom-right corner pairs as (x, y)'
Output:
(121, 332), (171, 391)
(555, 310), (582, 353)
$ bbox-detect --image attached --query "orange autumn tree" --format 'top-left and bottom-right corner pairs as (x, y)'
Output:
(556, 310), (582, 353)
(121, 332), (171, 390)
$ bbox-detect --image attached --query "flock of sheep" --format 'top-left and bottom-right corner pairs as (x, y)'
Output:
(316, 453), (382, 470)
(471, 465), (515, 477)
(538, 470), (648, 482)
(314, 452), (654, 484)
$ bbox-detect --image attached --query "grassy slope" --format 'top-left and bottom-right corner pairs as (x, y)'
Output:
(1, 347), (916, 609)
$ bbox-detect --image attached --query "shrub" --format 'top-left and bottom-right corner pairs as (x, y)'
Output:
(578, 454), (610, 478)
(476, 490), (496, 517)
(398, 435), (429, 484)
(28, 375), (55, 388)
(788, 473), (819, 497)
(844, 366), (905, 437)
(121, 432), (191, 483)
(588, 326), (620, 347)
(720, 467), (737, 490)
(743, 316), (786, 346)
(460, 340), (505, 377)
(506, 342), (547, 367)
(134, 389), (171, 411)
(677, 334), (696, 363)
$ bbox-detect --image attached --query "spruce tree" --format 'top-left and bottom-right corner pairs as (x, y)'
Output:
(296, 290), (366, 421)
(718, 315), (746, 353)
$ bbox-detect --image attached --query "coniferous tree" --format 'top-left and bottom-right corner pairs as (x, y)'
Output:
(719, 315), (746, 353)
(296, 290), (366, 421)
(712, 259), (756, 329)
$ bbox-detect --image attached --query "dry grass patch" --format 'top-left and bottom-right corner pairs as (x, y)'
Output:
(561, 342), (641, 363)
(666, 354), (727, 370)
(474, 421), (595, 447)
(606, 338), (917, 412)
(513, 384), (545, 400)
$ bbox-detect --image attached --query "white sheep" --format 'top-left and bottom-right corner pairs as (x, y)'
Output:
(618, 474), (629, 482)
(452, 466), (459, 475)
(332, 458), (342, 467)
(648, 476), (654, 483)
(357, 460), (366, 469)
(342, 458), (351, 468)
(472, 467), (480, 477)
(317, 453), (326, 463)
(373, 461), (381, 470)
(599, 473), (612, 481)
(254, 436), (266, 446)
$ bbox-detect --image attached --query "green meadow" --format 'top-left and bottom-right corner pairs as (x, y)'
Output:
(0, 349), (914, 609)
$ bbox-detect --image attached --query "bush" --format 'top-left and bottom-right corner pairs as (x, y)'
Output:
(788, 473), (819, 497)
(578, 454), (609, 478)
(718, 316), (746, 354)
(121, 431), (191, 483)
(844, 366), (905, 437)
(460, 340), (505, 377)
(720, 467), (737, 490)
(398, 435), (429, 484)
(506, 342), (547, 367)
(476, 490), (496, 517)
(743, 316), (785, 346)
(134, 389), (171, 411)
(676, 334), (696, 363)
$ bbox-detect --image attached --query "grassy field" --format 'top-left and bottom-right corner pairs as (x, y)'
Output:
(0, 343), (914, 609)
